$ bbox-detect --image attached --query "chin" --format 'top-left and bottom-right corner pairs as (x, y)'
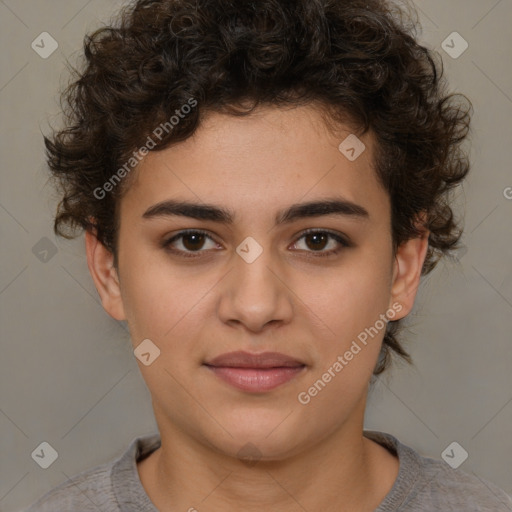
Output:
(205, 415), (308, 462)
(213, 434), (304, 463)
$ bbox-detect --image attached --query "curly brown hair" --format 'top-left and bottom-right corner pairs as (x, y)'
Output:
(44, 0), (471, 375)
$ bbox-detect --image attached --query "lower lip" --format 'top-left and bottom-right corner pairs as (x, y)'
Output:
(205, 366), (306, 392)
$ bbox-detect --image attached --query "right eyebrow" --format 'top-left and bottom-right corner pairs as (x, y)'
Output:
(142, 200), (233, 222)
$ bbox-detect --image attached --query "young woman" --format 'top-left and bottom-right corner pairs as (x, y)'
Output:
(26, 0), (511, 510)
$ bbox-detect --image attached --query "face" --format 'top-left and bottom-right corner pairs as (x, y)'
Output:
(87, 104), (428, 460)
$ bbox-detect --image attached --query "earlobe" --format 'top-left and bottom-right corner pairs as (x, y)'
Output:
(85, 229), (126, 321)
(389, 226), (430, 320)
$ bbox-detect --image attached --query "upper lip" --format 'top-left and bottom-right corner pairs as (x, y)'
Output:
(204, 351), (305, 368)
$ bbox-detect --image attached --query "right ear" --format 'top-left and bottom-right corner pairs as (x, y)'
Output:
(85, 228), (126, 321)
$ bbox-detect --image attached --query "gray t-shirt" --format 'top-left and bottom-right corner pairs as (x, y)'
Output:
(24, 430), (512, 511)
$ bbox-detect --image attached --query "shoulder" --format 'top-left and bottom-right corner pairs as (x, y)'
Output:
(22, 433), (161, 512)
(418, 454), (512, 511)
(365, 430), (512, 512)
(22, 461), (116, 512)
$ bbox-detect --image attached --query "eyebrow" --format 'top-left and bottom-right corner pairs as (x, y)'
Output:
(142, 198), (370, 224)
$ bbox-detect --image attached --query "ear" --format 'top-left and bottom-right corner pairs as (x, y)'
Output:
(85, 228), (126, 321)
(388, 215), (430, 320)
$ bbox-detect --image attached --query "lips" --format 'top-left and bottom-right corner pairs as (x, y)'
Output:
(205, 351), (305, 369)
(204, 351), (306, 392)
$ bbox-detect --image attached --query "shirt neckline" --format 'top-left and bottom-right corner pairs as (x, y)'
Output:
(363, 430), (423, 511)
(111, 430), (423, 512)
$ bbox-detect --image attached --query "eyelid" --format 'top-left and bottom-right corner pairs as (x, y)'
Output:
(294, 228), (351, 246)
(161, 229), (220, 255)
(289, 228), (352, 257)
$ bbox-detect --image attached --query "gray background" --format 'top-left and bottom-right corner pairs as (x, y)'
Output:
(1, 1), (511, 510)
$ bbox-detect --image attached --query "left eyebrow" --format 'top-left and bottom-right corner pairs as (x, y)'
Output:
(275, 198), (370, 224)
(141, 198), (370, 224)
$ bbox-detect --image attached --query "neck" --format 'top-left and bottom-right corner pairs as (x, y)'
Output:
(137, 399), (399, 512)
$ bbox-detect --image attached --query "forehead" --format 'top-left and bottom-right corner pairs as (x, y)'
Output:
(119, 105), (389, 224)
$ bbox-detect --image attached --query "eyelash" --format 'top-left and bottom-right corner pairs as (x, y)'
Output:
(161, 228), (351, 259)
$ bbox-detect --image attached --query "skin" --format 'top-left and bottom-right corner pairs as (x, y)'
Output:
(86, 104), (429, 512)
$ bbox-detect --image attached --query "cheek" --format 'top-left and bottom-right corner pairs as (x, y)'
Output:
(119, 255), (219, 360)
(293, 261), (392, 422)
(123, 278), (196, 341)
(303, 253), (392, 336)
(117, 250), (174, 341)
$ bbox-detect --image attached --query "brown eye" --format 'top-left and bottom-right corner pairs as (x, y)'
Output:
(304, 232), (329, 251)
(291, 229), (351, 257)
(181, 232), (206, 251)
(162, 230), (220, 257)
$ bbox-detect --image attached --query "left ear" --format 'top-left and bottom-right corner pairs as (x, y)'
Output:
(388, 213), (430, 320)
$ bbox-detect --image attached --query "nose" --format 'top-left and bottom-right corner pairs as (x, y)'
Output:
(217, 243), (294, 333)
